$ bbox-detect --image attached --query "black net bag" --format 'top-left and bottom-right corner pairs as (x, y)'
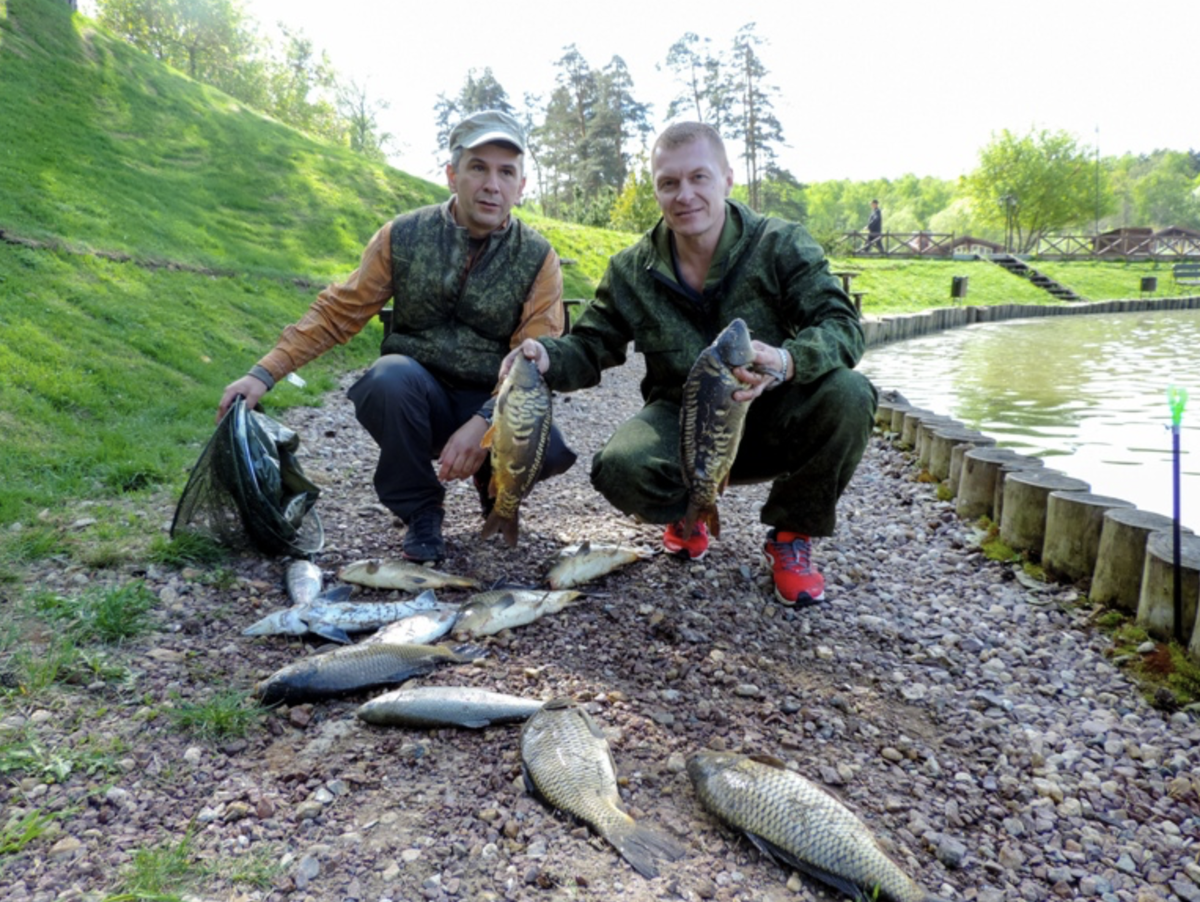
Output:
(170, 397), (323, 556)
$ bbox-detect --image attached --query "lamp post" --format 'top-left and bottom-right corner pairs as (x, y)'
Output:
(1094, 125), (1100, 236)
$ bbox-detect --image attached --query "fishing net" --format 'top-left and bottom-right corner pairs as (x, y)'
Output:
(170, 397), (323, 556)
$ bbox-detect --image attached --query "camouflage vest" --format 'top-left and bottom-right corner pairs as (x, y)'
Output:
(380, 203), (551, 389)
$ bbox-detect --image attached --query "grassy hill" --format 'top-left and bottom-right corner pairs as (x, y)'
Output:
(0, 0), (635, 537)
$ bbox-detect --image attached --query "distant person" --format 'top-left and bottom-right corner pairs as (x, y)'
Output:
(864, 199), (883, 254)
(217, 110), (576, 564)
(500, 122), (876, 607)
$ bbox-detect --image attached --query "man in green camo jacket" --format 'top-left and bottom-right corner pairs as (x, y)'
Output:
(502, 122), (876, 607)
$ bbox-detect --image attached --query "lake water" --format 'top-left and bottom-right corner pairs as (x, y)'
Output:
(856, 309), (1200, 532)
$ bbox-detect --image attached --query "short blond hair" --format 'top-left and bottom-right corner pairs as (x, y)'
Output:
(653, 122), (730, 172)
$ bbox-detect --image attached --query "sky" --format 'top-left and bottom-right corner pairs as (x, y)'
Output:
(85, 0), (1200, 187)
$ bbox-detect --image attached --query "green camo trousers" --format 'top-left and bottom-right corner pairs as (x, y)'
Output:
(590, 368), (877, 537)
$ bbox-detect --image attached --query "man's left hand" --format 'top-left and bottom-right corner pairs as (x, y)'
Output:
(732, 341), (792, 402)
(438, 415), (490, 482)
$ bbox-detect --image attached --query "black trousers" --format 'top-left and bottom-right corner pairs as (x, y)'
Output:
(347, 355), (576, 521)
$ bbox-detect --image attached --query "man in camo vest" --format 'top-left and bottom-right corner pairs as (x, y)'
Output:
(501, 122), (875, 608)
(218, 110), (576, 564)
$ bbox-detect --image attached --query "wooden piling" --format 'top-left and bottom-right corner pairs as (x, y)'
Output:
(948, 438), (998, 496)
(1092, 509), (1193, 613)
(930, 429), (995, 483)
(1041, 492), (1136, 585)
(955, 447), (1024, 521)
(1137, 530), (1200, 645)
(999, 470), (1091, 558)
(992, 458), (1051, 524)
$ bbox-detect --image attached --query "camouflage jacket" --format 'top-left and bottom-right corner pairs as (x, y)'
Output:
(540, 199), (865, 406)
(381, 203), (555, 390)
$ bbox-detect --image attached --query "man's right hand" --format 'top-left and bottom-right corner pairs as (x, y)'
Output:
(217, 374), (269, 423)
(499, 338), (549, 380)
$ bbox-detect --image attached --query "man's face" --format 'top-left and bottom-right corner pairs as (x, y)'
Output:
(446, 143), (525, 238)
(652, 138), (733, 241)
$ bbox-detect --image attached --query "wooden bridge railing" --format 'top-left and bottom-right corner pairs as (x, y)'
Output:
(837, 231), (1200, 260)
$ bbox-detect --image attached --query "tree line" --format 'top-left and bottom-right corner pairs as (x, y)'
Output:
(93, 1), (1200, 252)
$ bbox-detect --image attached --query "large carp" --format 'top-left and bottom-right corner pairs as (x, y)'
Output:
(546, 541), (653, 590)
(253, 642), (484, 706)
(481, 354), (552, 547)
(453, 588), (581, 638)
(520, 698), (685, 878)
(679, 318), (755, 538)
(338, 559), (479, 592)
(687, 751), (949, 902)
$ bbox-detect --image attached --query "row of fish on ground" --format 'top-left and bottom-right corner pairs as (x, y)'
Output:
(240, 561), (944, 900)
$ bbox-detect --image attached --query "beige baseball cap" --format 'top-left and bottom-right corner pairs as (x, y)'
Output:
(448, 109), (526, 155)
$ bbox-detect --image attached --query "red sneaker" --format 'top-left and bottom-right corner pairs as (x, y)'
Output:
(662, 520), (710, 560)
(763, 530), (825, 606)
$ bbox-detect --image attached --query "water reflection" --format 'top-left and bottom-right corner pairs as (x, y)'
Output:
(858, 311), (1200, 531)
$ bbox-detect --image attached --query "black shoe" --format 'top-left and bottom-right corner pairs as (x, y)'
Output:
(402, 506), (445, 563)
(473, 470), (495, 520)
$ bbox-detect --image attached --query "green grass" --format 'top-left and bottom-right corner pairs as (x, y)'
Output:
(31, 581), (156, 643)
(165, 690), (265, 742)
(1033, 259), (1183, 301)
(0, 808), (54, 856)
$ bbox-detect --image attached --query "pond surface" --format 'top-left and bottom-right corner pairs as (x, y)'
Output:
(857, 310), (1200, 532)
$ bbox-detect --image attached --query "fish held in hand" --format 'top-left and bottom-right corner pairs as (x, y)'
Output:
(480, 354), (552, 548)
(243, 589), (443, 644)
(687, 751), (949, 902)
(679, 317), (755, 539)
(453, 589), (581, 638)
(253, 642), (485, 706)
(339, 559), (479, 592)
(546, 540), (653, 590)
(357, 686), (544, 729)
(521, 698), (685, 878)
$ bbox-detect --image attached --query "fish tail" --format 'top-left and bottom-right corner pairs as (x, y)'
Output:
(684, 505), (721, 540)
(480, 510), (506, 542)
(607, 818), (687, 879)
(501, 513), (520, 547)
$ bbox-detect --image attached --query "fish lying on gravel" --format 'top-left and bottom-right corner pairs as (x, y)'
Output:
(356, 686), (544, 729)
(339, 559), (479, 592)
(453, 589), (582, 637)
(546, 541), (654, 589)
(480, 354), (552, 548)
(521, 698), (685, 878)
(243, 590), (443, 644)
(285, 560), (324, 606)
(357, 605), (461, 646)
(687, 751), (949, 902)
(679, 317), (755, 539)
(254, 642), (485, 706)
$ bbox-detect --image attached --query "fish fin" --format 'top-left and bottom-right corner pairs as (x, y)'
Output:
(740, 831), (864, 900)
(480, 510), (507, 541)
(501, 514), (520, 548)
(608, 819), (687, 879)
(480, 422), (496, 448)
(747, 753), (789, 769)
(680, 509), (698, 538)
(317, 584), (354, 603)
(311, 624), (352, 644)
(706, 506), (721, 539)
(449, 643), (488, 662)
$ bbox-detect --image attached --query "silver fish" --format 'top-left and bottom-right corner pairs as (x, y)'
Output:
(358, 605), (461, 646)
(254, 642), (485, 706)
(286, 560), (323, 606)
(243, 590), (442, 644)
(480, 354), (552, 548)
(521, 698), (685, 878)
(687, 751), (949, 902)
(546, 541), (653, 590)
(356, 686), (544, 729)
(339, 559), (479, 592)
(453, 589), (582, 638)
(679, 317), (755, 538)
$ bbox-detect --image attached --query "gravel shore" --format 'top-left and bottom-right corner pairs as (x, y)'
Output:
(2, 354), (1197, 902)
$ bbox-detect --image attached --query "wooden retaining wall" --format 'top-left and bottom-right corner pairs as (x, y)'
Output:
(862, 295), (1200, 349)
(870, 294), (1200, 661)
